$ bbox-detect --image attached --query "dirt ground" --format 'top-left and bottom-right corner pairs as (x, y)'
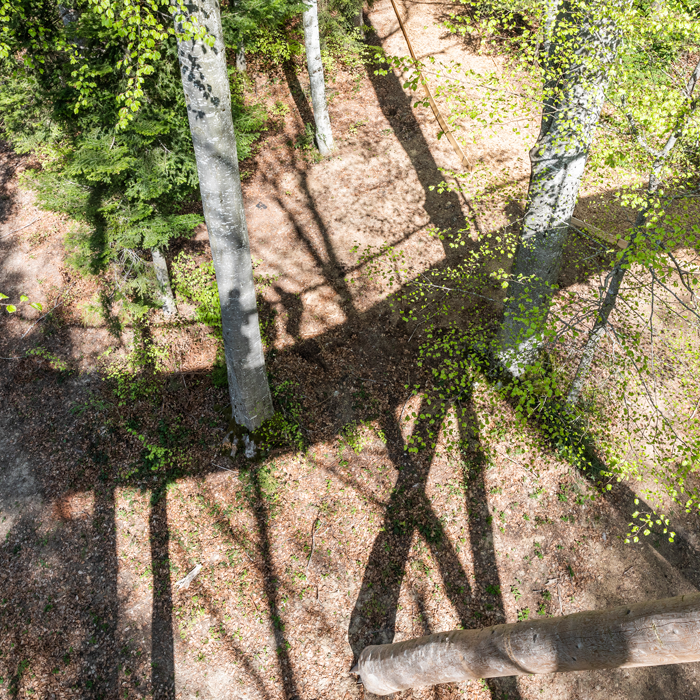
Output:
(2, 1), (700, 699)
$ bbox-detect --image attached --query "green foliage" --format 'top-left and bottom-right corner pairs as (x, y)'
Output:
(341, 420), (385, 455)
(256, 378), (306, 454)
(0, 11), (269, 314)
(0, 292), (43, 315)
(172, 253), (222, 331)
(25, 346), (70, 372)
(103, 326), (168, 405)
(353, 0), (700, 549)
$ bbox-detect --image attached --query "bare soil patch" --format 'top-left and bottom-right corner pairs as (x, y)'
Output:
(2, 1), (700, 699)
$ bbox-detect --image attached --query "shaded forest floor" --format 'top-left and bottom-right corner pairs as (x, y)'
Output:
(2, 1), (700, 699)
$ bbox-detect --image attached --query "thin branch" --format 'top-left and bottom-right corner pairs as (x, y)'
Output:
(647, 268), (700, 322)
(305, 517), (320, 573)
(20, 284), (75, 340)
(0, 217), (45, 240)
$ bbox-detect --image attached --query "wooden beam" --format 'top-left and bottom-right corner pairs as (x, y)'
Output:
(570, 216), (629, 249)
(351, 593), (700, 695)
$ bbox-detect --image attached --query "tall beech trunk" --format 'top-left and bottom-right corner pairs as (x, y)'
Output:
(494, 0), (621, 377)
(353, 592), (700, 695)
(151, 248), (178, 317)
(174, 0), (273, 431)
(302, 0), (335, 155)
(566, 56), (700, 404)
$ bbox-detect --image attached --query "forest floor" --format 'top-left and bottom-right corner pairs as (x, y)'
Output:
(1, 0), (700, 699)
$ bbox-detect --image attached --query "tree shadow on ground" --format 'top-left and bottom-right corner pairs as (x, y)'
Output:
(3, 232), (699, 700)
(0, 140), (25, 226)
(2, 45), (699, 700)
(363, 14), (469, 261)
(283, 60), (316, 131)
(348, 379), (523, 699)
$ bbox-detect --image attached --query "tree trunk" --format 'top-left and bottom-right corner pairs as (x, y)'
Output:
(236, 43), (246, 72)
(302, 0), (335, 155)
(566, 56), (700, 404)
(58, 4), (78, 26)
(151, 247), (178, 317)
(174, 0), (273, 431)
(352, 592), (700, 695)
(494, 0), (621, 377)
(354, 3), (364, 38)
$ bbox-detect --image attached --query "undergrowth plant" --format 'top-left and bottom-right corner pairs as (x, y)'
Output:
(357, 0), (700, 545)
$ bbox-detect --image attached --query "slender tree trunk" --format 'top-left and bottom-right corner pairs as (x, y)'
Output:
(354, 3), (364, 37)
(353, 592), (700, 695)
(236, 43), (246, 72)
(58, 4), (78, 26)
(174, 0), (273, 431)
(566, 57), (700, 404)
(494, 0), (621, 377)
(302, 0), (335, 155)
(151, 248), (178, 317)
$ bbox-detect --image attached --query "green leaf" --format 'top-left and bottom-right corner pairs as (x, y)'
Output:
(30, 302), (43, 312)
(20, 294), (28, 302)
(6, 305), (16, 313)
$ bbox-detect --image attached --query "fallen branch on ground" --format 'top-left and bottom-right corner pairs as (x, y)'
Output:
(352, 592), (700, 695)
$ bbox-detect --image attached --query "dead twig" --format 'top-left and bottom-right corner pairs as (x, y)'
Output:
(306, 517), (320, 573)
(0, 216), (44, 240)
(174, 563), (202, 590)
(689, 397), (700, 422)
(215, 463), (235, 473)
(494, 447), (536, 476)
(20, 284), (75, 340)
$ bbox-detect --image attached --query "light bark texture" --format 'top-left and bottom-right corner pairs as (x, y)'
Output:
(494, 0), (622, 376)
(151, 248), (178, 317)
(353, 593), (700, 695)
(174, 0), (273, 430)
(566, 56), (700, 404)
(302, 0), (335, 155)
(236, 44), (246, 72)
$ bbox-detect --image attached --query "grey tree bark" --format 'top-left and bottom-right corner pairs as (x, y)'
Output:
(354, 3), (364, 38)
(302, 0), (335, 155)
(151, 248), (178, 317)
(236, 44), (246, 72)
(352, 592), (700, 695)
(494, 0), (622, 377)
(174, 0), (273, 430)
(566, 57), (700, 404)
